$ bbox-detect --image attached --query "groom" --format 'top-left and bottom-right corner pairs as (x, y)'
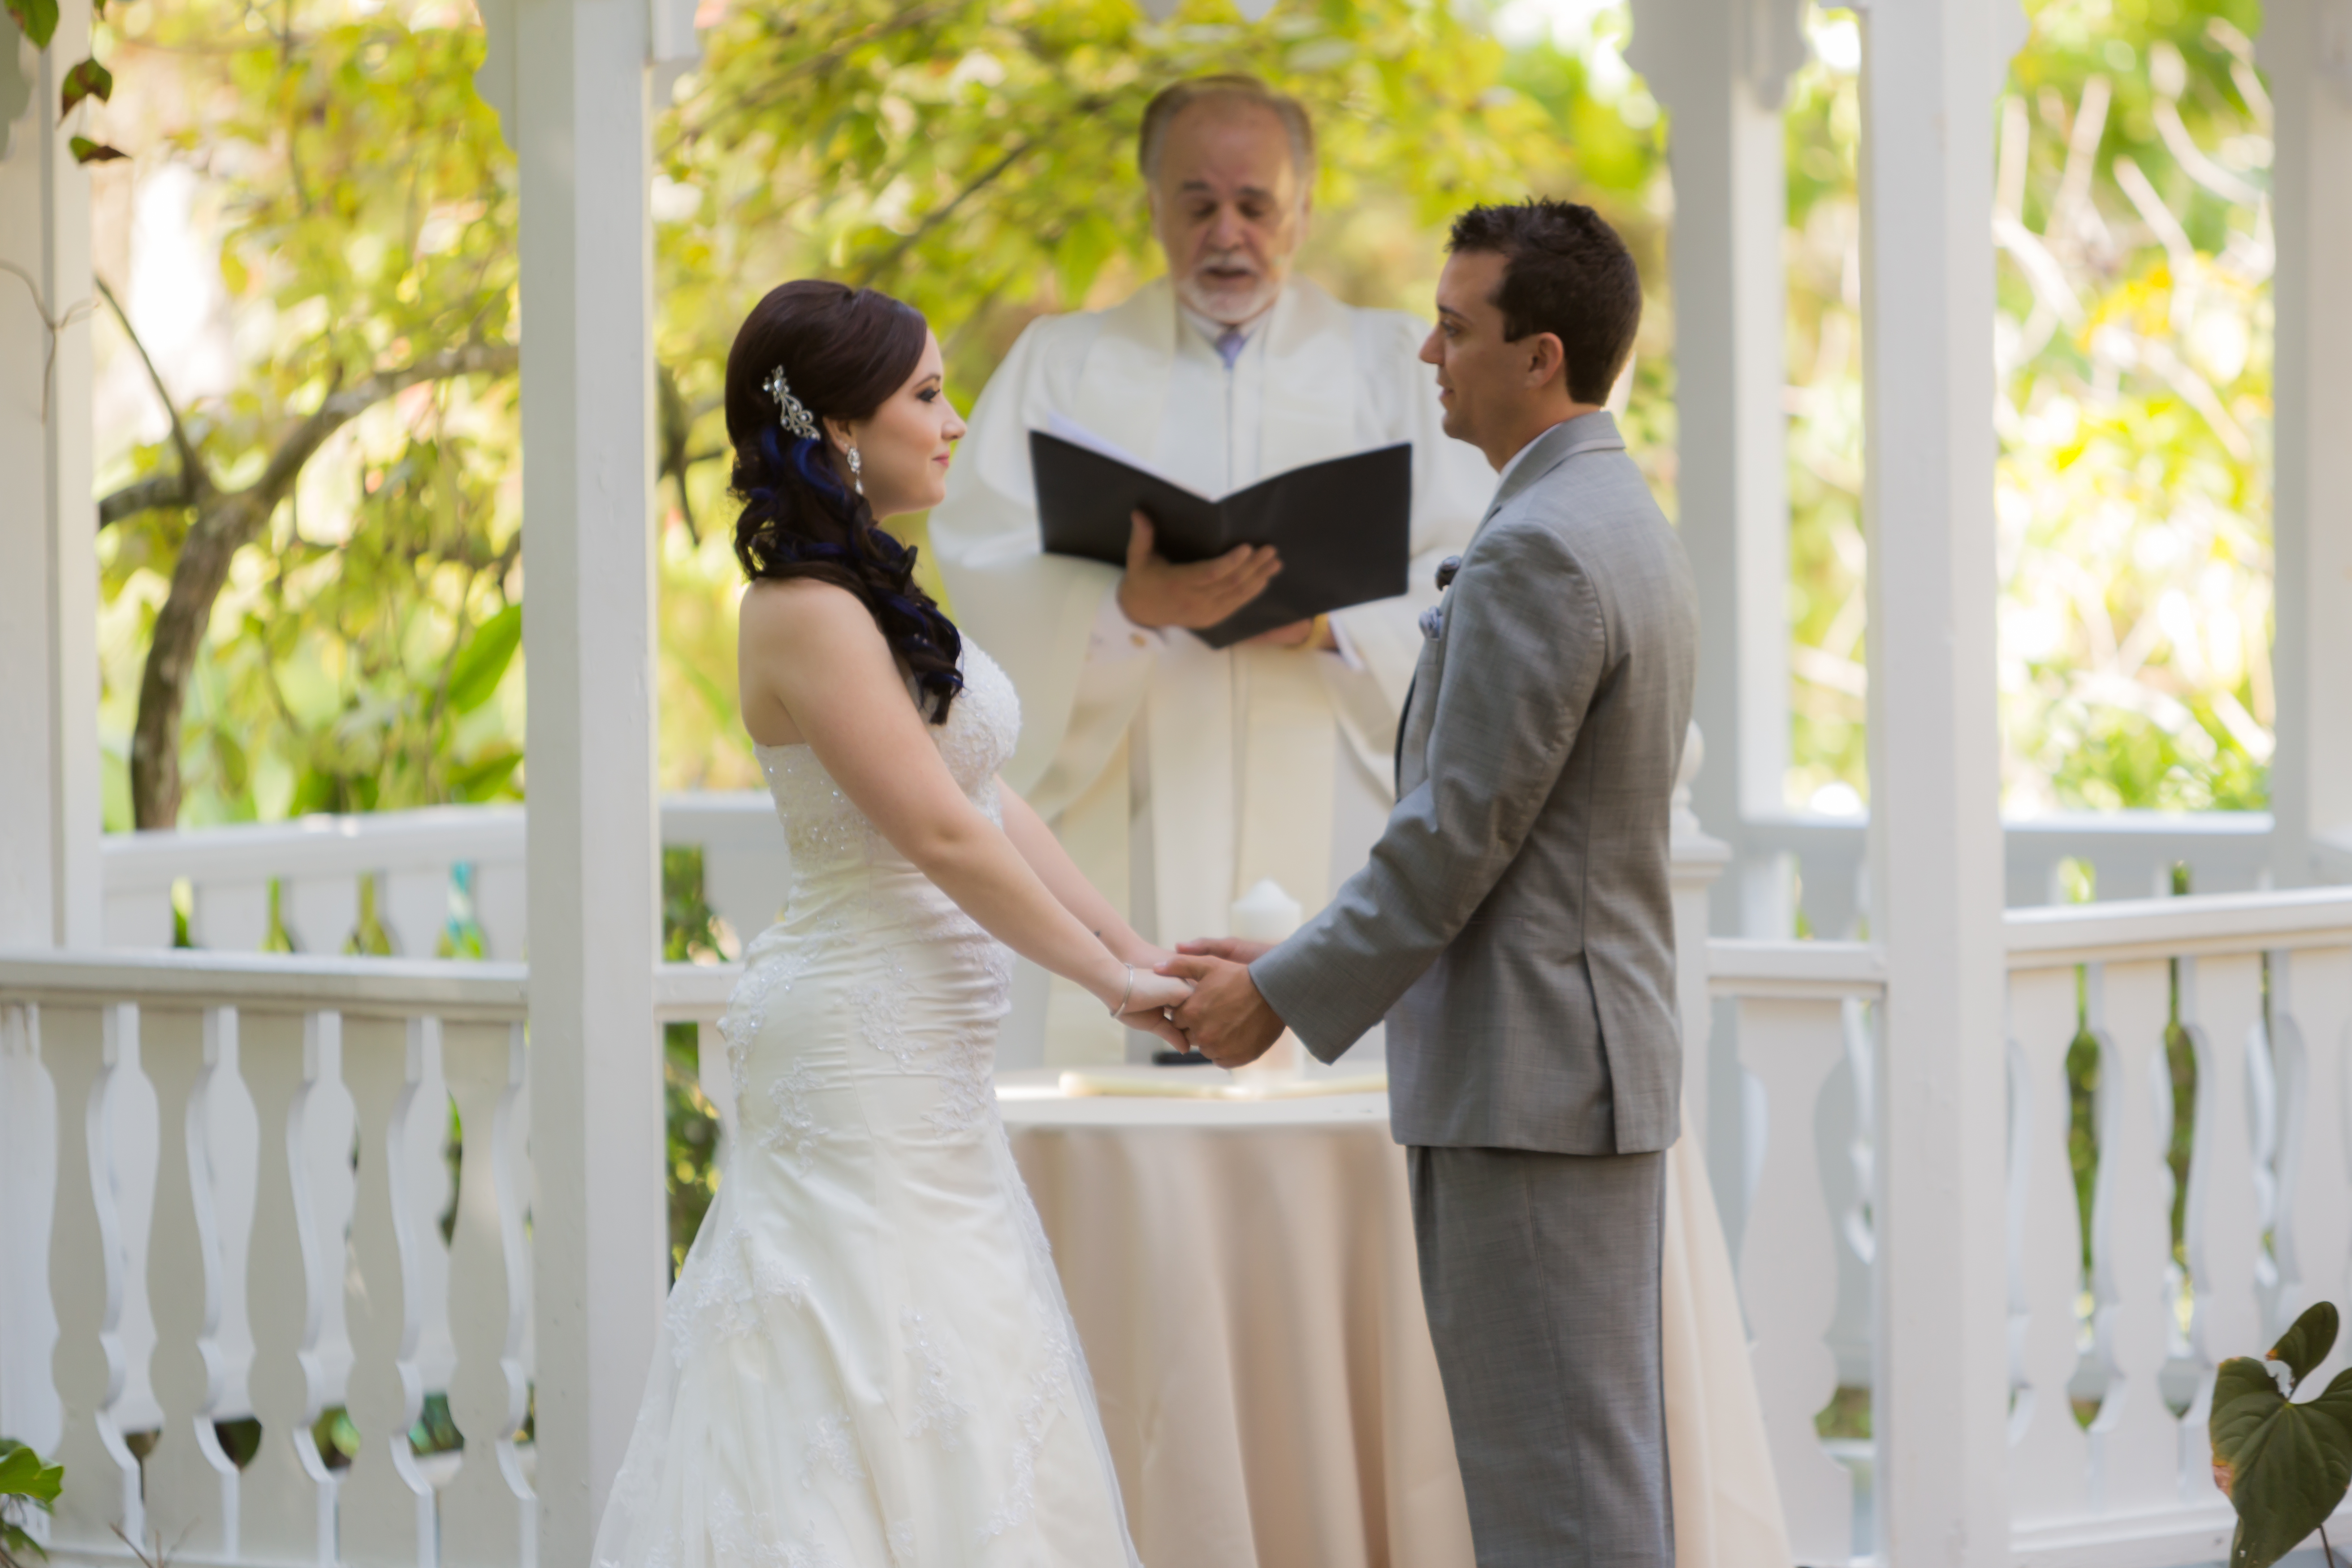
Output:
(1163, 199), (1696, 1567)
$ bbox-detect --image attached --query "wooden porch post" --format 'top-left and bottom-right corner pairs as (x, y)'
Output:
(2262, 0), (2352, 890)
(1630, 0), (1805, 940)
(473, 0), (683, 1551)
(1858, 0), (2014, 1557)
(0, 7), (102, 954)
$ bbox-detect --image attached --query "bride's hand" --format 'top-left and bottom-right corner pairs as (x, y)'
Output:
(1119, 970), (1197, 1054)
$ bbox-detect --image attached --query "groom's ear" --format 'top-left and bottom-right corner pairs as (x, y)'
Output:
(1523, 332), (1568, 389)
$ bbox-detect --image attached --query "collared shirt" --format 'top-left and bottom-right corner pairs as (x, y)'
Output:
(1495, 417), (1579, 494)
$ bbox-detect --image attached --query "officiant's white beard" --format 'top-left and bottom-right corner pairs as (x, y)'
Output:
(1173, 250), (1285, 327)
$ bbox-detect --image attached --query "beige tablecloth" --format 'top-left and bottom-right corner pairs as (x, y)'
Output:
(1000, 1077), (1792, 1568)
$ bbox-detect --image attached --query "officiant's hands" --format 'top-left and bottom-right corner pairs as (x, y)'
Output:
(1158, 941), (1288, 1067)
(1117, 513), (1282, 631)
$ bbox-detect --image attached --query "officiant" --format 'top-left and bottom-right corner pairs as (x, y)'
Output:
(930, 73), (1491, 1063)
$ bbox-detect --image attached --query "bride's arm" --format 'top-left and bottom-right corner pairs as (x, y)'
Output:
(741, 579), (1187, 1019)
(997, 788), (1166, 968)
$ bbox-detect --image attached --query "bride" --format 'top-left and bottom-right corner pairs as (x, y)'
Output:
(591, 279), (1182, 1568)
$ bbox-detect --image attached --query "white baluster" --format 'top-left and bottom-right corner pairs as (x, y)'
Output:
(439, 1020), (535, 1567)
(46, 1002), (144, 1546)
(236, 1009), (344, 1564)
(282, 875), (361, 958)
(383, 868), (453, 959)
(2082, 959), (2183, 1510)
(190, 881), (272, 953)
(2272, 944), (2352, 1374)
(0, 1004), (61, 1456)
(471, 862), (528, 961)
(141, 1006), (241, 1556)
(103, 888), (177, 950)
(1732, 996), (1854, 1561)
(409, 1045), (460, 1400)
(2006, 964), (2092, 1523)
(2178, 953), (2266, 1501)
(203, 1009), (263, 1428)
(700, 841), (789, 954)
(340, 1015), (438, 1564)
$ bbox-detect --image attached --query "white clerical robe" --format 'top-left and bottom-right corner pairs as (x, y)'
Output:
(930, 277), (1490, 1064)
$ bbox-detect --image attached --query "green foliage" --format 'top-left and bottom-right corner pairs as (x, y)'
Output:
(5, 0), (58, 49)
(2210, 1302), (2352, 1568)
(0, 1438), (62, 1567)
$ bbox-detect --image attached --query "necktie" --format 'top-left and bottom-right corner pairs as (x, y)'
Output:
(1215, 325), (1247, 369)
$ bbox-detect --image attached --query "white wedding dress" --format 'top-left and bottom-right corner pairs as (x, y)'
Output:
(592, 644), (1144, 1568)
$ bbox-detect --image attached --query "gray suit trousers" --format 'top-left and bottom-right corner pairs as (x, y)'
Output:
(1408, 1146), (1671, 1568)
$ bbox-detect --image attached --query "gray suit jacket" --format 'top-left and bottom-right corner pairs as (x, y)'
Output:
(1252, 412), (1697, 1155)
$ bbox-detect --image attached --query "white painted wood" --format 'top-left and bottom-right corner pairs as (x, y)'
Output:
(2006, 964), (2092, 1525)
(2175, 953), (2264, 1502)
(440, 1020), (535, 1567)
(45, 1003), (143, 1546)
(472, 860), (529, 961)
(1733, 995), (1854, 1560)
(1626, 0), (1803, 940)
(199, 1007), (262, 1425)
(2008, 886), (2352, 965)
(2271, 945), (2352, 1371)
(191, 880), (273, 954)
(2263, 0), (2352, 890)
(0, 1004), (61, 1455)
(384, 868), (453, 959)
(507, 0), (667, 1547)
(140, 1005), (243, 1557)
(1669, 726), (1733, 1205)
(1857, 0), (2015, 1546)
(408, 1042), (461, 1398)
(103, 888), (177, 951)
(0, 0), (101, 954)
(2080, 961), (2184, 1511)
(338, 1013), (439, 1565)
(283, 873), (362, 958)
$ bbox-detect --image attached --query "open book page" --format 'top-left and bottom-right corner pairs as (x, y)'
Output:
(1043, 412), (1202, 497)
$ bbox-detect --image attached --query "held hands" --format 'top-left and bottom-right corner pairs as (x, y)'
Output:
(1158, 939), (1288, 1068)
(1117, 512), (1282, 631)
(1117, 968), (1198, 1054)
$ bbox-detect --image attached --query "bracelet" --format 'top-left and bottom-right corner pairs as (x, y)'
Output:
(1107, 963), (1135, 1017)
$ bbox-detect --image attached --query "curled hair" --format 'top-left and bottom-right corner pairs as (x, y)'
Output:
(724, 279), (964, 723)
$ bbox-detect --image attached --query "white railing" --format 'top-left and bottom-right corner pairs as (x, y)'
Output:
(98, 795), (792, 960)
(12, 885), (2352, 1566)
(1706, 886), (2352, 1565)
(0, 951), (533, 1565)
(1742, 810), (2285, 939)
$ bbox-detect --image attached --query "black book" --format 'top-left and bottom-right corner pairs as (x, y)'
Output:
(1029, 428), (1413, 650)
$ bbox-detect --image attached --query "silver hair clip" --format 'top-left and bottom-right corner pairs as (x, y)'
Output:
(764, 365), (820, 441)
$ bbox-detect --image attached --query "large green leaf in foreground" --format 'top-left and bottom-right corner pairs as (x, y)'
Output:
(2211, 1303), (2352, 1568)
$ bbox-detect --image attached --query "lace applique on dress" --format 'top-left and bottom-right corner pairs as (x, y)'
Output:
(978, 1303), (1078, 1543)
(666, 1223), (812, 1368)
(848, 946), (917, 1067)
(901, 1309), (967, 1448)
(762, 1056), (826, 1172)
(798, 1411), (864, 1490)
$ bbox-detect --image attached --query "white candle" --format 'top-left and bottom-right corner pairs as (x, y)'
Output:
(1229, 880), (1303, 1079)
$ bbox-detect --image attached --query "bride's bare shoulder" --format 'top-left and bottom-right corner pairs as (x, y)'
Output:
(739, 577), (882, 646)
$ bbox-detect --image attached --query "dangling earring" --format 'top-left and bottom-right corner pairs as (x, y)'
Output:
(847, 446), (863, 497)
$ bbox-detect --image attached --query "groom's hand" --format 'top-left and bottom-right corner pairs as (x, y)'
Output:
(1176, 937), (1273, 965)
(1159, 954), (1286, 1067)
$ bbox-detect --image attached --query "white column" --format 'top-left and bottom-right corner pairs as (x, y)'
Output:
(0, 6), (102, 951)
(1858, 0), (2012, 1559)
(1630, 0), (1804, 937)
(484, 0), (667, 1552)
(2263, 0), (2352, 889)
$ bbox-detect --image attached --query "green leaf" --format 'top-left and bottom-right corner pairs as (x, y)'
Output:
(0, 1438), (62, 1506)
(2211, 1352), (2352, 1568)
(2, 1518), (51, 1562)
(449, 746), (522, 802)
(58, 56), (110, 119)
(445, 604), (521, 714)
(68, 136), (128, 164)
(3, 0), (58, 51)
(2272, 1302), (2340, 1391)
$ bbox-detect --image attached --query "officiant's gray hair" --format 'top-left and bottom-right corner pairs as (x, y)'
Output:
(1139, 75), (1316, 194)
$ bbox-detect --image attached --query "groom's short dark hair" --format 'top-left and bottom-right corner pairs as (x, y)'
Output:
(1447, 200), (1641, 406)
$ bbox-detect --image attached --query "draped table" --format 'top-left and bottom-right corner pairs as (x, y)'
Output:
(999, 1071), (1479, 1568)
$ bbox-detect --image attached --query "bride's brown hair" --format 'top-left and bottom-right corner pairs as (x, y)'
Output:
(724, 280), (964, 723)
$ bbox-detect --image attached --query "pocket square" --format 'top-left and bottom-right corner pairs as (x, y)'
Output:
(1419, 605), (1445, 640)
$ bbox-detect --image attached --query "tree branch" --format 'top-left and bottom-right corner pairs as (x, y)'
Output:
(95, 275), (209, 501)
(853, 130), (1050, 288)
(99, 472), (197, 526)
